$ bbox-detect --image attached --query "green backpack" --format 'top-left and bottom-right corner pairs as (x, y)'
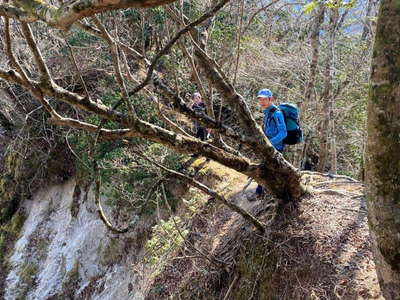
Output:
(269, 103), (303, 145)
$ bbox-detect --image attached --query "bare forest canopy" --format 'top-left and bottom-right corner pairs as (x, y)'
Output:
(6, 0), (400, 298)
(0, 0), (375, 201)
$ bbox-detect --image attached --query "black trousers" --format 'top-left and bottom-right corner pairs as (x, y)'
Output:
(196, 127), (207, 141)
(256, 149), (283, 195)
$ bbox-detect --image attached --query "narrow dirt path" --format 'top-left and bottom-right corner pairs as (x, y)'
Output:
(144, 160), (383, 299)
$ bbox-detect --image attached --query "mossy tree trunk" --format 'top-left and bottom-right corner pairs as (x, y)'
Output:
(366, 0), (400, 298)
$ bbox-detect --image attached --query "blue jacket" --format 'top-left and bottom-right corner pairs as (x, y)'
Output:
(263, 105), (287, 151)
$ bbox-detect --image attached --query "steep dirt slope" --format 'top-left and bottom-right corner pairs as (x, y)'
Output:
(144, 158), (382, 300)
(1, 155), (382, 300)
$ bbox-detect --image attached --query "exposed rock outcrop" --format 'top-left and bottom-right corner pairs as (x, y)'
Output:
(4, 180), (146, 300)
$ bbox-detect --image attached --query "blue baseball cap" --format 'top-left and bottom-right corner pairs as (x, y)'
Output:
(257, 89), (273, 98)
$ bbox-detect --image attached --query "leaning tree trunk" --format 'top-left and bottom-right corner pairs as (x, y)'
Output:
(366, 0), (400, 298)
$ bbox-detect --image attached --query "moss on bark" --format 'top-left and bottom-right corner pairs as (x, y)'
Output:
(366, 0), (400, 297)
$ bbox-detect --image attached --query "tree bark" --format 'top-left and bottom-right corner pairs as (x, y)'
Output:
(193, 49), (305, 202)
(330, 120), (337, 174)
(361, 0), (378, 41)
(317, 9), (338, 172)
(366, 0), (400, 298)
(0, 0), (178, 30)
(294, 5), (324, 168)
(302, 5), (325, 113)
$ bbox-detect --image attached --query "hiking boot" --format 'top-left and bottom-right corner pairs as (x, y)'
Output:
(248, 192), (263, 202)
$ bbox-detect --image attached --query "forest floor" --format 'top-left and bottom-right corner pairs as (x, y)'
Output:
(144, 158), (383, 300)
(288, 173), (383, 299)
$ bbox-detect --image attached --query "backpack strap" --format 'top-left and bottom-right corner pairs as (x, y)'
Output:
(269, 107), (277, 115)
(264, 107), (278, 130)
(268, 107), (278, 125)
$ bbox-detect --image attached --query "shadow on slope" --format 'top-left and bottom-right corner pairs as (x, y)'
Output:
(144, 162), (382, 299)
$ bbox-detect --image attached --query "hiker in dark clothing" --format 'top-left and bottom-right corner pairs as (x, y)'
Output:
(253, 88), (287, 200)
(190, 92), (211, 159)
(191, 92), (209, 141)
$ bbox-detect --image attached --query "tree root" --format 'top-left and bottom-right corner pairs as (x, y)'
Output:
(315, 188), (364, 198)
(313, 180), (364, 187)
(301, 170), (359, 182)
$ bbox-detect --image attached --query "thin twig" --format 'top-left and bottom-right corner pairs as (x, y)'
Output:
(241, 0), (280, 35)
(132, 148), (265, 234)
(92, 16), (136, 119)
(242, 177), (253, 192)
(161, 183), (227, 268)
(4, 17), (30, 83)
(156, 97), (191, 137)
(223, 272), (240, 300)
(233, 0), (244, 86)
(94, 167), (139, 234)
(178, 41), (208, 109)
(127, 0), (232, 97)
(63, 34), (91, 101)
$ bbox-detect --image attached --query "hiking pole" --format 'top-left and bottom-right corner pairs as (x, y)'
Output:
(242, 177), (253, 192)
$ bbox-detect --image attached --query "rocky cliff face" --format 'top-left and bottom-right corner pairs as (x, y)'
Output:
(3, 180), (144, 300)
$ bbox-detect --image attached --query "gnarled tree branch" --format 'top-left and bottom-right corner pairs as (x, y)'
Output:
(133, 149), (266, 234)
(1, 0), (178, 30)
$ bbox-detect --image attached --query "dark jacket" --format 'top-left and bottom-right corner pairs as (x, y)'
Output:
(192, 102), (207, 129)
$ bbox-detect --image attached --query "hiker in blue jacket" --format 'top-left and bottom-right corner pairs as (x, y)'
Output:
(254, 88), (287, 199)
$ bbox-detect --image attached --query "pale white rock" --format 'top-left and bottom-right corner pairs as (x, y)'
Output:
(4, 179), (144, 300)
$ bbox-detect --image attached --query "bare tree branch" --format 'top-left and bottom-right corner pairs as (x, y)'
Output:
(160, 182), (228, 268)
(92, 16), (137, 119)
(3, 17), (30, 83)
(153, 77), (258, 148)
(133, 149), (266, 233)
(0, 0), (178, 30)
(20, 22), (51, 82)
(0, 67), (126, 123)
(127, 0), (232, 97)
(94, 166), (139, 234)
(75, 21), (146, 61)
(241, 0), (280, 35)
(63, 34), (92, 101)
(156, 99), (192, 137)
